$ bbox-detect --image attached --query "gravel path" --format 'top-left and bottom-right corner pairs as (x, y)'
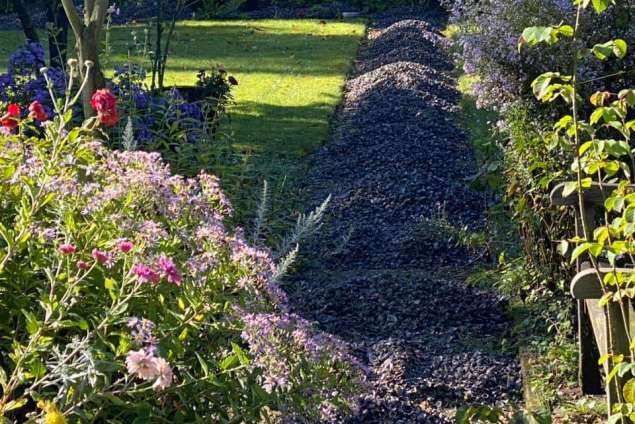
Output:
(288, 7), (521, 423)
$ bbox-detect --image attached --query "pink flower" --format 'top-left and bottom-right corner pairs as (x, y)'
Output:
(1, 103), (20, 131)
(92, 248), (113, 268)
(28, 101), (47, 121)
(133, 263), (160, 284)
(126, 349), (158, 380)
(90, 89), (118, 127)
(77, 260), (91, 270)
(118, 240), (134, 253)
(58, 243), (76, 255)
(7, 103), (20, 117)
(158, 254), (182, 286)
(151, 357), (173, 391)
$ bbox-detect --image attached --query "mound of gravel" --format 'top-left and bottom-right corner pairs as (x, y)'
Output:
(345, 61), (458, 112)
(371, 5), (448, 29)
(357, 44), (453, 74)
(287, 6), (521, 423)
(362, 20), (453, 73)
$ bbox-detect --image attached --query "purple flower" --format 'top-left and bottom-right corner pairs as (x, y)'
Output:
(92, 248), (113, 268)
(158, 254), (182, 286)
(132, 263), (160, 284)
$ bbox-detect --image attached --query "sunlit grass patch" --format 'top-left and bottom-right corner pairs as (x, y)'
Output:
(0, 19), (365, 233)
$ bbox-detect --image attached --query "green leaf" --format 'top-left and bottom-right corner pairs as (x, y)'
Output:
(22, 309), (40, 335)
(104, 278), (116, 290)
(231, 342), (250, 366)
(571, 242), (592, 263)
(2, 398), (27, 412)
(599, 353), (611, 365)
(562, 181), (578, 197)
(557, 240), (569, 256)
(622, 378), (635, 403)
(78, 319), (89, 331)
(592, 0), (611, 13)
(219, 354), (238, 371)
(592, 41), (613, 60)
(532, 73), (555, 100)
(520, 26), (553, 50)
(613, 39), (628, 58)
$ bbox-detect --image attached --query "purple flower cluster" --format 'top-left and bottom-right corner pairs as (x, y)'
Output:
(240, 311), (364, 422)
(110, 66), (206, 146)
(8, 42), (45, 75)
(449, 0), (635, 110)
(0, 70), (360, 420)
(0, 43), (65, 118)
(127, 317), (159, 355)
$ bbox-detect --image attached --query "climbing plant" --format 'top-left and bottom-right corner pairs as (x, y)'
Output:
(520, 0), (635, 421)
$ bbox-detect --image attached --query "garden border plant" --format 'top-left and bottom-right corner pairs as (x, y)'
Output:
(0, 15), (364, 424)
(518, 0), (635, 421)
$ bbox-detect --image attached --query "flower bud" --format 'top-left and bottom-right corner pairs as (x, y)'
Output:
(67, 58), (78, 68)
(84, 60), (94, 69)
(39, 66), (48, 75)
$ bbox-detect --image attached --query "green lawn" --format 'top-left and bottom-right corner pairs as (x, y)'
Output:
(0, 19), (365, 231)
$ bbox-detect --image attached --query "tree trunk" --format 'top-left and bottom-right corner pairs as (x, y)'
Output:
(61, 0), (108, 118)
(10, 0), (39, 43)
(78, 24), (106, 117)
(46, 0), (69, 68)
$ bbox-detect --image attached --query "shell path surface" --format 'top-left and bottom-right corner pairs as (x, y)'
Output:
(287, 6), (522, 423)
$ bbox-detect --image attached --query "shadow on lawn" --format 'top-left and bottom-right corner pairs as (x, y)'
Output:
(211, 98), (341, 235)
(109, 24), (363, 77)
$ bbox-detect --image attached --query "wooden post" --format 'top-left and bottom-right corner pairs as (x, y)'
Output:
(607, 301), (630, 412)
(552, 183), (634, 421)
(575, 209), (603, 394)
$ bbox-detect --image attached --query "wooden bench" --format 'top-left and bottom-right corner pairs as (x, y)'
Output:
(551, 182), (634, 417)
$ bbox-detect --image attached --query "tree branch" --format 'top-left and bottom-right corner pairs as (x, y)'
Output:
(60, 0), (83, 38)
(92, 0), (109, 43)
(84, 0), (96, 23)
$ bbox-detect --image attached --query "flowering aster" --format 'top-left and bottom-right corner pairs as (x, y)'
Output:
(449, 0), (635, 110)
(0, 106), (362, 421)
(132, 263), (160, 284)
(125, 349), (158, 380)
(157, 254), (181, 285)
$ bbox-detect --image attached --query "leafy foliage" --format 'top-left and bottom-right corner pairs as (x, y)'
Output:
(0, 69), (362, 423)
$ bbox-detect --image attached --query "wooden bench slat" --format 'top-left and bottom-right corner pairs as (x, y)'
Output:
(571, 266), (635, 299)
(550, 182), (621, 207)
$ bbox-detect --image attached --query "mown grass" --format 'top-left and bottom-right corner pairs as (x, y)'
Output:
(0, 19), (365, 232)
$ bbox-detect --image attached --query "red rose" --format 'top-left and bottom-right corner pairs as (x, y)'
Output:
(90, 89), (118, 127)
(28, 101), (48, 122)
(7, 103), (20, 118)
(90, 89), (117, 113)
(1, 118), (17, 131)
(97, 110), (119, 127)
(1, 103), (20, 131)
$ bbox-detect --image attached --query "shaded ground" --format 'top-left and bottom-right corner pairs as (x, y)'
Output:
(288, 7), (521, 423)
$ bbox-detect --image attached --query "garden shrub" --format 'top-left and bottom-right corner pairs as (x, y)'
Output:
(0, 42), (237, 177)
(448, 0), (635, 291)
(109, 63), (237, 176)
(450, 0), (635, 418)
(448, 0), (635, 112)
(0, 71), (362, 422)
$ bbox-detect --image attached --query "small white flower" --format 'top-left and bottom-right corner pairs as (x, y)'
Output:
(152, 357), (173, 390)
(126, 349), (158, 380)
